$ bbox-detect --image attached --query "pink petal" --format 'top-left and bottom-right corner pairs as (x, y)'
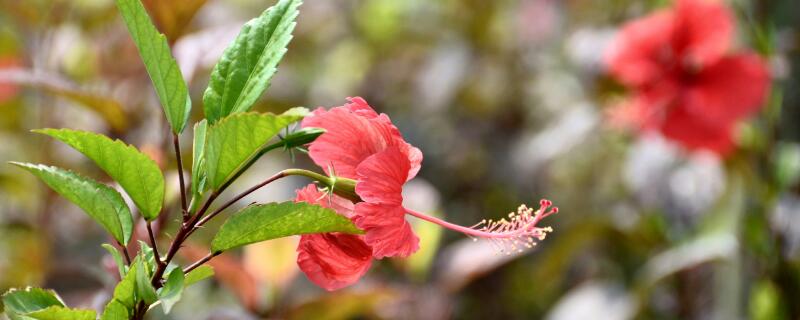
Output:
(605, 9), (676, 87)
(673, 0), (734, 68)
(354, 203), (419, 258)
(296, 233), (373, 291)
(355, 147), (410, 207)
(302, 98), (423, 181)
(295, 184), (356, 219)
(683, 54), (771, 126)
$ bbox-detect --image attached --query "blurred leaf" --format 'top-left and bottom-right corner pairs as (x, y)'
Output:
(750, 280), (786, 320)
(141, 0), (207, 42)
(100, 300), (128, 320)
(287, 290), (396, 320)
(101, 244), (127, 278)
(0, 69), (127, 131)
(36, 129), (165, 220)
(2, 287), (64, 315)
(406, 211), (443, 280)
(204, 110), (305, 190)
(116, 0), (191, 133)
(11, 163), (133, 245)
(24, 306), (96, 320)
(773, 143), (800, 189)
(190, 120), (208, 207)
(158, 268), (184, 314)
(202, 0), (301, 122)
(210, 202), (362, 252)
(243, 237), (298, 291)
(184, 266), (214, 287)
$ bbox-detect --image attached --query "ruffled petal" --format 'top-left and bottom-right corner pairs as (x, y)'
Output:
(354, 203), (419, 258)
(295, 184), (355, 219)
(302, 97), (423, 180)
(605, 9), (675, 87)
(355, 147), (410, 207)
(660, 104), (736, 155)
(673, 0), (734, 67)
(683, 54), (770, 126)
(296, 233), (373, 291)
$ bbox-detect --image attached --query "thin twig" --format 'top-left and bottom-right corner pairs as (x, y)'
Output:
(183, 251), (221, 274)
(117, 241), (131, 265)
(191, 171), (289, 234)
(146, 221), (164, 267)
(173, 133), (189, 221)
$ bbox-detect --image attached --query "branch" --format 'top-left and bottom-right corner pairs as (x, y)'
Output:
(173, 133), (189, 220)
(183, 251), (221, 274)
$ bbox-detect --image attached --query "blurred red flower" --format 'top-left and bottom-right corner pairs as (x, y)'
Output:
(605, 0), (770, 155)
(0, 55), (21, 103)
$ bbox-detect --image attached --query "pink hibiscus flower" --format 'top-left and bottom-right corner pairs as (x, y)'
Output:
(605, 0), (770, 155)
(295, 97), (558, 290)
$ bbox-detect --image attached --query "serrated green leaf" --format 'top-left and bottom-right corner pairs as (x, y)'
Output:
(2, 288), (64, 315)
(100, 300), (128, 320)
(35, 129), (165, 220)
(115, 0), (191, 133)
(202, 0), (302, 122)
(158, 268), (184, 314)
(112, 258), (138, 309)
(134, 258), (158, 305)
(211, 202), (363, 252)
(190, 120), (208, 202)
(101, 244), (127, 278)
(11, 163), (133, 245)
(25, 306), (96, 320)
(184, 265), (214, 287)
(205, 110), (304, 190)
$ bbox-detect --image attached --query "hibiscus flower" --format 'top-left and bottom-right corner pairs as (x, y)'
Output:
(294, 97), (558, 290)
(605, 0), (770, 155)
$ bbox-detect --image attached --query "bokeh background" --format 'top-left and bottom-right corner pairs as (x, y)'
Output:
(1, 0), (799, 319)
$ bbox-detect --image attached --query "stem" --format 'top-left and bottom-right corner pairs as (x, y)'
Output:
(146, 221), (163, 267)
(173, 133), (189, 221)
(116, 241), (131, 265)
(191, 171), (289, 232)
(150, 192), (219, 288)
(183, 251), (221, 274)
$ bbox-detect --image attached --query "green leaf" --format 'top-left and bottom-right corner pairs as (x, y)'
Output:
(35, 129), (165, 220)
(202, 0), (302, 122)
(11, 163), (133, 245)
(134, 258), (158, 305)
(101, 244), (127, 278)
(100, 300), (128, 320)
(112, 261), (137, 309)
(2, 288), (64, 315)
(211, 201), (363, 252)
(184, 266), (214, 287)
(115, 0), (191, 133)
(25, 306), (96, 320)
(138, 241), (156, 269)
(158, 268), (184, 314)
(190, 120), (208, 202)
(205, 110), (305, 190)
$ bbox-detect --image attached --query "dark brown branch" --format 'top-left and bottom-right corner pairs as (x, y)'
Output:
(173, 133), (189, 221)
(116, 240), (131, 265)
(146, 221), (164, 267)
(183, 251), (221, 274)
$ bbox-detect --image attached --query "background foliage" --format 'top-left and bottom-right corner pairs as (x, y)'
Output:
(0, 0), (798, 319)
